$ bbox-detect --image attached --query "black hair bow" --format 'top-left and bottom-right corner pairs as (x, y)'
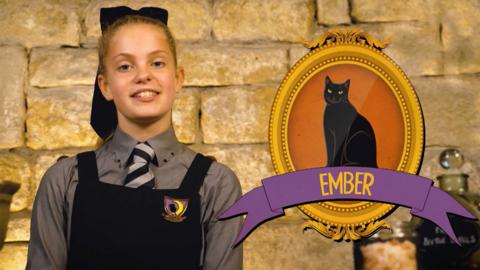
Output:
(100, 6), (169, 32)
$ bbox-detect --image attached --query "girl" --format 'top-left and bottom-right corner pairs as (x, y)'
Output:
(26, 6), (242, 270)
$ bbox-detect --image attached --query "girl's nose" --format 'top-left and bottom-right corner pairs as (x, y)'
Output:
(135, 66), (152, 83)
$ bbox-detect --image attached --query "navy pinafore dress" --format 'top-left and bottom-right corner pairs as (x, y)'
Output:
(66, 151), (213, 269)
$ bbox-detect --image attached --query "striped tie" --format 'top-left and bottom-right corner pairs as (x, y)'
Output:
(124, 142), (156, 188)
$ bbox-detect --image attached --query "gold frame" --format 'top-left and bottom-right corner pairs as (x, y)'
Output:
(269, 29), (424, 240)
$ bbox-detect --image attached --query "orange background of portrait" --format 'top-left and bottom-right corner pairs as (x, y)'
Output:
(287, 64), (404, 170)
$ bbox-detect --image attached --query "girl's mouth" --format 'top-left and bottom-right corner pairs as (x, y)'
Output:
(132, 90), (159, 98)
(131, 90), (160, 101)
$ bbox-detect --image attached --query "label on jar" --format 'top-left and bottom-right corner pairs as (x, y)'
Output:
(417, 214), (480, 269)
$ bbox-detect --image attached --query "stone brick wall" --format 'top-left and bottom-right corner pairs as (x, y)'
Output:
(1, 0), (479, 269)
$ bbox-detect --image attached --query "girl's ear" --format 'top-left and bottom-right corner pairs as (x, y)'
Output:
(98, 74), (113, 101)
(175, 66), (185, 94)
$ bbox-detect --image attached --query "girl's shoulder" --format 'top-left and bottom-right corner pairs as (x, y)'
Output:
(180, 147), (232, 173)
(45, 146), (109, 181)
(42, 154), (78, 183)
(181, 147), (241, 193)
(38, 148), (107, 197)
(36, 154), (79, 202)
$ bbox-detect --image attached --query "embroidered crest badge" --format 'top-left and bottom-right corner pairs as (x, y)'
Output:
(163, 196), (189, 222)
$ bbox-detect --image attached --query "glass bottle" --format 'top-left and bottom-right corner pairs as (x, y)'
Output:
(415, 149), (480, 270)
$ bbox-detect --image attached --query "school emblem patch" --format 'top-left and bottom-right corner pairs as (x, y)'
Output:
(163, 196), (188, 222)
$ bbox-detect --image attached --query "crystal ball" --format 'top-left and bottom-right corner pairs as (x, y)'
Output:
(439, 148), (464, 169)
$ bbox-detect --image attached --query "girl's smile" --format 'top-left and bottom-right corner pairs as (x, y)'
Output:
(131, 89), (160, 99)
(131, 88), (161, 103)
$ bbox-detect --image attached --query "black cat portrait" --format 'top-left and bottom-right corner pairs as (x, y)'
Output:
(323, 76), (377, 168)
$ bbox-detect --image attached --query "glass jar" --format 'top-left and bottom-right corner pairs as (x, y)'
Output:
(354, 221), (418, 270)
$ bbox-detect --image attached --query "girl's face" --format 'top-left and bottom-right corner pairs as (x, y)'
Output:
(98, 23), (183, 130)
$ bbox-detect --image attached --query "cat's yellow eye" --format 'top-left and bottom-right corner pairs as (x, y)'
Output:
(338, 91), (343, 94)
(327, 89), (332, 93)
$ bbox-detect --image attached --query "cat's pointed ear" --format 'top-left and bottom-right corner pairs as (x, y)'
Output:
(326, 76), (332, 84)
(344, 79), (350, 88)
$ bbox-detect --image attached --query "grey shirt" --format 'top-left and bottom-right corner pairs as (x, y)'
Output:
(26, 126), (243, 270)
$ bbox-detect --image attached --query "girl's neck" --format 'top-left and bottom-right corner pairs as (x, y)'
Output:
(117, 114), (171, 142)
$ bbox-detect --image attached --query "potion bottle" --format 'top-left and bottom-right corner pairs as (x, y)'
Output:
(416, 149), (480, 269)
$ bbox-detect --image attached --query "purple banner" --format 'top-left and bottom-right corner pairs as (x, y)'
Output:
(218, 167), (476, 246)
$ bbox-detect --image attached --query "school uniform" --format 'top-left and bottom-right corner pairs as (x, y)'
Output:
(26, 126), (243, 269)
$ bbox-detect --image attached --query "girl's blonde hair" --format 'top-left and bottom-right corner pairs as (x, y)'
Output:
(97, 14), (178, 75)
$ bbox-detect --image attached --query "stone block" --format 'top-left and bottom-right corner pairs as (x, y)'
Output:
(172, 88), (199, 144)
(0, 0), (80, 47)
(441, 0), (480, 74)
(375, 22), (442, 77)
(0, 243), (28, 270)
(316, 0), (351, 25)
(341, 22), (443, 77)
(0, 153), (31, 212)
(213, 0), (314, 42)
(351, 0), (435, 22)
(29, 48), (97, 88)
(289, 45), (310, 68)
(82, 0), (211, 45)
(26, 87), (98, 150)
(201, 86), (276, 144)
(244, 219), (353, 270)
(0, 46), (27, 149)
(179, 45), (288, 86)
(411, 75), (480, 149)
(5, 211), (30, 242)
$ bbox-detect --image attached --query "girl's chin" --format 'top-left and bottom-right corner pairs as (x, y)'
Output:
(135, 115), (167, 124)
(121, 112), (170, 126)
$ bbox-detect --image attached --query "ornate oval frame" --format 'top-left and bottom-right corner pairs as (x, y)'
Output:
(269, 29), (424, 240)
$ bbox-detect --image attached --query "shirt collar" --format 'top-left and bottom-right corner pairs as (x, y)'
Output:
(108, 126), (183, 168)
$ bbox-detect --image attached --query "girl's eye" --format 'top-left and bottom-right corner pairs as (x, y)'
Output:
(117, 64), (132, 72)
(152, 61), (165, 68)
